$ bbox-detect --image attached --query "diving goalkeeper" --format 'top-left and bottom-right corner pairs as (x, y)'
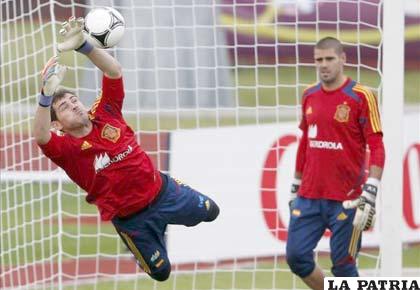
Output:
(33, 16), (219, 282)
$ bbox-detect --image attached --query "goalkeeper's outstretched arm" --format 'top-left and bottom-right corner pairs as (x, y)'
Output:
(84, 47), (122, 79)
(33, 56), (66, 145)
(56, 16), (122, 79)
(34, 16), (122, 145)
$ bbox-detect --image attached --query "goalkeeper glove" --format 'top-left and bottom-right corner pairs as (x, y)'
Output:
(57, 16), (93, 54)
(39, 56), (67, 107)
(41, 56), (67, 96)
(343, 177), (379, 231)
(289, 178), (301, 209)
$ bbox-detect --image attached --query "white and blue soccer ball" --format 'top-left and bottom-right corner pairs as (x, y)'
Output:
(84, 7), (125, 49)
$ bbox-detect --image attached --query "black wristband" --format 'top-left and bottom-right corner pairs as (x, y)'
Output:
(362, 183), (378, 196)
(291, 183), (300, 194)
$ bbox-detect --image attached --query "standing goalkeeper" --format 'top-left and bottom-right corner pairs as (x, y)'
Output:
(33, 17), (219, 282)
(286, 37), (385, 290)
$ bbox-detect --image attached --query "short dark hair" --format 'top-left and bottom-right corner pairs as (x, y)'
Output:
(315, 37), (344, 55)
(50, 88), (76, 122)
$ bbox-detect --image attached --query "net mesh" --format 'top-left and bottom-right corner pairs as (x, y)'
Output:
(1, 0), (385, 289)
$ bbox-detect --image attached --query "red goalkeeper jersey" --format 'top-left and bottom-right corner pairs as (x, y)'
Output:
(296, 78), (383, 201)
(39, 76), (162, 221)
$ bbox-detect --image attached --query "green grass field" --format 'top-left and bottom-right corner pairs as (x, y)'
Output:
(58, 245), (420, 290)
(21, 245), (420, 290)
(3, 183), (420, 266)
(1, 182), (419, 290)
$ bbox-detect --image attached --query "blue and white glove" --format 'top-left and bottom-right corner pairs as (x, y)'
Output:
(343, 177), (379, 231)
(289, 178), (301, 210)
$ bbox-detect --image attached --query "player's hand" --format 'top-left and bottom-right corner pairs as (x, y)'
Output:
(57, 16), (86, 52)
(289, 179), (301, 210)
(41, 56), (67, 96)
(343, 178), (379, 231)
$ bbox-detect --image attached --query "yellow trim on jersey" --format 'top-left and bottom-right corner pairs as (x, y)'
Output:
(354, 85), (381, 132)
(349, 227), (362, 258)
(89, 93), (103, 116)
(362, 87), (382, 131)
(353, 85), (382, 132)
(120, 232), (151, 274)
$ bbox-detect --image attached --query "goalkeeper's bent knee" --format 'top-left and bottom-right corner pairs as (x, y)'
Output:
(150, 263), (171, 282)
(204, 199), (220, 222)
(286, 247), (315, 278)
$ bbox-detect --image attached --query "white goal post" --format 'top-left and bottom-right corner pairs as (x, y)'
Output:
(1, 0), (417, 289)
(381, 0), (404, 277)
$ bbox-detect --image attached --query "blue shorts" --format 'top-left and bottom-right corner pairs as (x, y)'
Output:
(286, 197), (361, 277)
(111, 173), (216, 278)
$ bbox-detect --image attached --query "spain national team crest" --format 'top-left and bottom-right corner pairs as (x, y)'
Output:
(101, 123), (121, 143)
(334, 103), (350, 122)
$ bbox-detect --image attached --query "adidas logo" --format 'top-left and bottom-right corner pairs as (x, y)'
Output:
(81, 141), (92, 150)
(337, 212), (348, 221)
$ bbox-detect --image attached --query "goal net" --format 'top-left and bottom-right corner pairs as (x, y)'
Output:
(1, 0), (417, 289)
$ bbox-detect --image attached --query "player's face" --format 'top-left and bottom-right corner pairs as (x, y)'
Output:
(53, 93), (89, 131)
(314, 48), (345, 84)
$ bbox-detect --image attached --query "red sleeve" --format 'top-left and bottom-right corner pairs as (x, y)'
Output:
(367, 133), (385, 168)
(89, 75), (125, 119)
(355, 85), (385, 168)
(295, 129), (307, 173)
(38, 132), (71, 166)
(356, 85), (382, 136)
(296, 99), (308, 173)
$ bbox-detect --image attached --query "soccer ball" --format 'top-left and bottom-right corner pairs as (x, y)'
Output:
(84, 7), (125, 49)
